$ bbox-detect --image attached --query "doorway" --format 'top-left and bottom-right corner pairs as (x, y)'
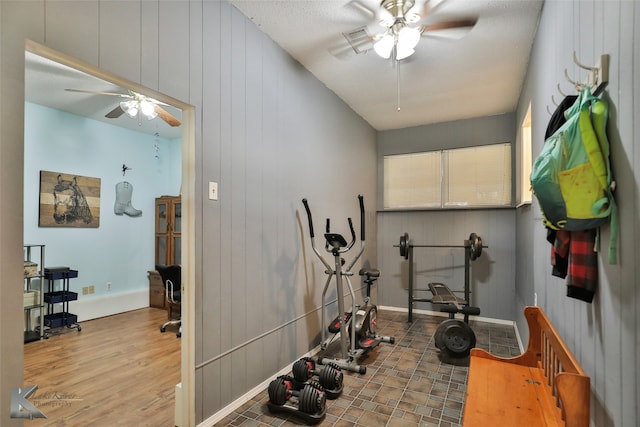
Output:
(23, 40), (195, 426)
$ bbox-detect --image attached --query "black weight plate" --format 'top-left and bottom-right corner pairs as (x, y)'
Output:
(469, 232), (483, 260)
(434, 319), (460, 350)
(442, 320), (476, 357)
(292, 358), (312, 383)
(267, 377), (288, 406)
(299, 382), (326, 414)
(399, 232), (409, 259)
(319, 364), (343, 390)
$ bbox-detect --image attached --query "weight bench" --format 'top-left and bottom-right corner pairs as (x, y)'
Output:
(463, 306), (590, 427)
(429, 282), (480, 320)
(429, 282), (480, 357)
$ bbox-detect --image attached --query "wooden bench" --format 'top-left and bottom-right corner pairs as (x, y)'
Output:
(463, 306), (590, 427)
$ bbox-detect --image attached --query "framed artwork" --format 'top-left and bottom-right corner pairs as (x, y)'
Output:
(39, 170), (101, 228)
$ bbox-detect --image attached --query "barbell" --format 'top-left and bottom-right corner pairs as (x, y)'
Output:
(396, 232), (485, 261)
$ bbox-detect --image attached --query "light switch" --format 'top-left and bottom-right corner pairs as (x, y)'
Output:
(209, 182), (218, 201)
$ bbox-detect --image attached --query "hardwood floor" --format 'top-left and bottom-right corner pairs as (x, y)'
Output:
(24, 308), (181, 427)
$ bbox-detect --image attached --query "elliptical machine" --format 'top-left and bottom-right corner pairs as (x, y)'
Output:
(302, 195), (394, 374)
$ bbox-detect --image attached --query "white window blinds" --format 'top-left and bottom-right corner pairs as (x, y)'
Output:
(384, 143), (512, 209)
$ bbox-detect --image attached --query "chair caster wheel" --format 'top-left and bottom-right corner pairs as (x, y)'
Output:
(160, 327), (166, 333)
(177, 333), (181, 338)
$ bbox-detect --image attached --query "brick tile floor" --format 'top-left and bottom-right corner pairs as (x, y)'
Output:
(216, 310), (520, 426)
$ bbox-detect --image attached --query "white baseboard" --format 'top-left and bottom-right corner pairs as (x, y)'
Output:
(26, 289), (149, 328)
(74, 289), (149, 322)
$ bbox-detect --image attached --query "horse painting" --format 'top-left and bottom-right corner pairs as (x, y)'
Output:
(39, 171), (100, 228)
(52, 174), (93, 224)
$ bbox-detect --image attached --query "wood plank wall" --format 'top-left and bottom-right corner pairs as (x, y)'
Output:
(2, 1), (637, 427)
(0, 1), (377, 425)
(514, 1), (639, 427)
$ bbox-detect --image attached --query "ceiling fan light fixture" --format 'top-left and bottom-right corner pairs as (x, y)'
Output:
(398, 26), (421, 49)
(120, 100), (139, 118)
(140, 99), (158, 119)
(395, 44), (415, 60)
(373, 33), (394, 59)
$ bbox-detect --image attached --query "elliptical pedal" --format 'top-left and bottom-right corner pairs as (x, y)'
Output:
(328, 312), (352, 334)
(357, 336), (381, 349)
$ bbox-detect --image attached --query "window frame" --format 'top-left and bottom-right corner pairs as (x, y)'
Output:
(383, 142), (513, 211)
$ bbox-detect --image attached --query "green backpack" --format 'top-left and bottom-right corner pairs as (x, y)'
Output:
(530, 87), (618, 263)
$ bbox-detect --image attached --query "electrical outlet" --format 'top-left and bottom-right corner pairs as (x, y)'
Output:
(209, 181), (218, 201)
(89, 285), (95, 294)
(82, 286), (88, 295)
(106, 282), (112, 291)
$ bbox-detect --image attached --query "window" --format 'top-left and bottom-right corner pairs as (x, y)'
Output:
(518, 104), (533, 205)
(384, 143), (512, 209)
(383, 152), (441, 209)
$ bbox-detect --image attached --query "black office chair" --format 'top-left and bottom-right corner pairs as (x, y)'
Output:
(155, 264), (181, 338)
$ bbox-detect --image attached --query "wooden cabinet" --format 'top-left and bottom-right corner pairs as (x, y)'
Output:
(151, 195), (180, 310)
(155, 195), (181, 266)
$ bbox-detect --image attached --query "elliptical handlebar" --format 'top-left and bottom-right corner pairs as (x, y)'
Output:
(358, 194), (365, 242)
(301, 195), (366, 259)
(302, 198), (314, 238)
(344, 218), (356, 251)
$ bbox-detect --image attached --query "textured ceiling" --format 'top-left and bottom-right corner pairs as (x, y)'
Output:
(24, 0), (543, 136)
(230, 0), (543, 130)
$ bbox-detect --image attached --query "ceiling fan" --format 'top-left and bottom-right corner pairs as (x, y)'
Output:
(65, 88), (181, 127)
(342, 0), (477, 61)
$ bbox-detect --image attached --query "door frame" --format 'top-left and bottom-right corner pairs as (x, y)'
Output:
(24, 39), (196, 426)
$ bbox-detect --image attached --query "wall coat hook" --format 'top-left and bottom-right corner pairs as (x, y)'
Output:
(122, 164), (132, 176)
(557, 83), (567, 97)
(564, 51), (609, 95)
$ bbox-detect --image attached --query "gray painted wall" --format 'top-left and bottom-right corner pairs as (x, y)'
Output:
(0, 1), (376, 425)
(376, 114), (517, 321)
(2, 1), (638, 426)
(195, 3), (377, 420)
(514, 1), (639, 426)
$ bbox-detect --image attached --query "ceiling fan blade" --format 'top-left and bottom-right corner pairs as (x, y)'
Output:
(421, 17), (477, 40)
(105, 105), (125, 119)
(65, 88), (131, 98)
(423, 18), (477, 32)
(154, 105), (181, 127)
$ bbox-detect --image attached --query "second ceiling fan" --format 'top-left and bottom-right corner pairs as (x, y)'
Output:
(65, 88), (181, 127)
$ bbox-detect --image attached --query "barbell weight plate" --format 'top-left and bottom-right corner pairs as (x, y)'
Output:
(442, 320), (476, 357)
(434, 318), (459, 350)
(475, 236), (483, 259)
(468, 232), (483, 260)
(399, 232), (409, 260)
